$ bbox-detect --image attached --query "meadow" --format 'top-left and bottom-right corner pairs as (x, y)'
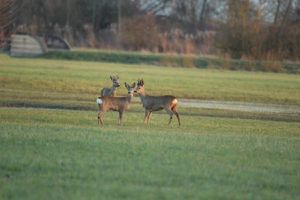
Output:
(0, 54), (300, 199)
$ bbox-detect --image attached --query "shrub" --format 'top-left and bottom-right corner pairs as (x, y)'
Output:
(120, 14), (160, 51)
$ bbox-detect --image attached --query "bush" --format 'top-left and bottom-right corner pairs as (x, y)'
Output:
(120, 14), (160, 51)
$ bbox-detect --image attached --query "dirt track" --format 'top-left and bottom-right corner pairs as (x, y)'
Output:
(179, 99), (300, 114)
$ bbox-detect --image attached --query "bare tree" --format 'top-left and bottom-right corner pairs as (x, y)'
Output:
(0, 0), (20, 47)
(165, 0), (214, 33)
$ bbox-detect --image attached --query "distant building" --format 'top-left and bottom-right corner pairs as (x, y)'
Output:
(10, 34), (71, 57)
(10, 34), (47, 57)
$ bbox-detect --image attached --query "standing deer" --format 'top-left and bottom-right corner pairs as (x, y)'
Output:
(96, 82), (136, 125)
(100, 75), (120, 96)
(134, 79), (180, 126)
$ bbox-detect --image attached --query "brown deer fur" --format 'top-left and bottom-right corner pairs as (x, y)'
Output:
(134, 79), (180, 126)
(97, 82), (136, 125)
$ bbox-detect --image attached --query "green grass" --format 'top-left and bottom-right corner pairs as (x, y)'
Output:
(0, 107), (300, 200)
(1, 54), (300, 106)
(0, 54), (300, 199)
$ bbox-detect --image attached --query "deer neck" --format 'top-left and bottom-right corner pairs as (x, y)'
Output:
(138, 90), (148, 103)
(127, 93), (133, 103)
(111, 86), (117, 92)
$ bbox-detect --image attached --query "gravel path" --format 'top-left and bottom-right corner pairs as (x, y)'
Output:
(179, 99), (300, 114)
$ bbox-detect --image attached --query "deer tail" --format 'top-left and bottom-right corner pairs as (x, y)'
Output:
(96, 97), (103, 105)
(172, 98), (178, 105)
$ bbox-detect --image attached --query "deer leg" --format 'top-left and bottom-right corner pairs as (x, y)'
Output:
(172, 107), (181, 126)
(165, 108), (174, 125)
(97, 112), (101, 124)
(144, 110), (150, 123)
(118, 111), (123, 125)
(147, 111), (152, 123)
(98, 111), (104, 125)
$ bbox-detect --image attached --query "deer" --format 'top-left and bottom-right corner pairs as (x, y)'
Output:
(100, 75), (120, 96)
(96, 82), (136, 125)
(134, 79), (180, 126)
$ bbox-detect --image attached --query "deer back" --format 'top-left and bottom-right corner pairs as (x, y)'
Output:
(101, 87), (116, 97)
(141, 95), (177, 110)
(99, 96), (131, 111)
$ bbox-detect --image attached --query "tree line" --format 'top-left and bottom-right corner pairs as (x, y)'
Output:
(1, 0), (300, 61)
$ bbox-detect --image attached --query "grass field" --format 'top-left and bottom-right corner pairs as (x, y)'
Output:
(1, 54), (300, 105)
(0, 54), (300, 199)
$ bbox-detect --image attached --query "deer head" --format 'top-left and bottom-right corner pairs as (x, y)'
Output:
(134, 79), (145, 95)
(110, 75), (120, 88)
(125, 82), (136, 95)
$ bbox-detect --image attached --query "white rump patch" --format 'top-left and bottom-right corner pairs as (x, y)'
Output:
(172, 99), (178, 105)
(96, 98), (103, 105)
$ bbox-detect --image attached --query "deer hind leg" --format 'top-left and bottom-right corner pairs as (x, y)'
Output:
(97, 111), (100, 124)
(98, 111), (104, 125)
(165, 108), (174, 125)
(171, 106), (180, 126)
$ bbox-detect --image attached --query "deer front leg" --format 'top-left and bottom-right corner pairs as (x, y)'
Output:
(144, 110), (150, 124)
(146, 111), (152, 123)
(118, 110), (123, 125)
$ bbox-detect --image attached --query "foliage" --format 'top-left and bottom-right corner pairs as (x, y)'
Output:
(217, 0), (300, 61)
(2, 0), (300, 61)
(0, 0), (21, 48)
(120, 14), (160, 51)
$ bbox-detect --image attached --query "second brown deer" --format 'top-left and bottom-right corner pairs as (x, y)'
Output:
(134, 79), (180, 126)
(97, 82), (136, 125)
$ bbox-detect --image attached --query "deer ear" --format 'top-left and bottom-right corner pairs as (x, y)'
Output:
(124, 82), (128, 88)
(110, 76), (113, 80)
(132, 82), (136, 88)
